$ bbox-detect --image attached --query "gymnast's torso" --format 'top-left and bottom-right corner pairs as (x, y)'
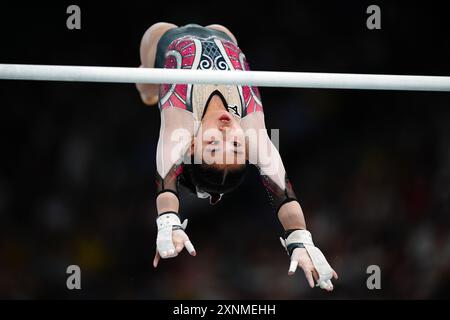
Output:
(154, 24), (263, 122)
(154, 24), (290, 204)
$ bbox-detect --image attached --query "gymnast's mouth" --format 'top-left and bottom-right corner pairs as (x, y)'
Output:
(219, 113), (232, 121)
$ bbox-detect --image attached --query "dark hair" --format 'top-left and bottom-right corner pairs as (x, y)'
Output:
(183, 162), (248, 196)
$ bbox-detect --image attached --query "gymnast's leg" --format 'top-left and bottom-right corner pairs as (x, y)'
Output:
(136, 22), (177, 106)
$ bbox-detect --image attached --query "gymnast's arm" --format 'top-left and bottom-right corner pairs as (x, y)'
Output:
(153, 107), (197, 267)
(241, 112), (303, 226)
(242, 111), (338, 290)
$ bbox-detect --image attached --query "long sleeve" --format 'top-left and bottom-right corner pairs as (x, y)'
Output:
(241, 111), (298, 213)
(156, 107), (196, 198)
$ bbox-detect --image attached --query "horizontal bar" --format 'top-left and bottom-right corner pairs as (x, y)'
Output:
(1, 64), (450, 91)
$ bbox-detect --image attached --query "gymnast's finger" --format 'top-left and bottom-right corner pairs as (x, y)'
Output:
(153, 251), (160, 268)
(184, 240), (196, 256)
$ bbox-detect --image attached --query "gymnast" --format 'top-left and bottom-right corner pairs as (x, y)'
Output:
(136, 22), (338, 291)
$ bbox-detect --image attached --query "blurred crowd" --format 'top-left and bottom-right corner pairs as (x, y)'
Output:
(0, 2), (449, 299)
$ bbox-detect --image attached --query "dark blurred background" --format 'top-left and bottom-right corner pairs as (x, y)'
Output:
(0, 1), (449, 299)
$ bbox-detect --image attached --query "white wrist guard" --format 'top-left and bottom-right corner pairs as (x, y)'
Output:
(280, 229), (334, 290)
(156, 212), (188, 259)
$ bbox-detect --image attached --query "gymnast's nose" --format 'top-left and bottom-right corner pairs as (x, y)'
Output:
(218, 121), (231, 132)
(219, 124), (231, 133)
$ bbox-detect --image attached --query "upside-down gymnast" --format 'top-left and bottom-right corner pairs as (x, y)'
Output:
(136, 22), (338, 291)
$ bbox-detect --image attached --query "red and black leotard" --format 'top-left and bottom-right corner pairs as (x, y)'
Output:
(154, 24), (297, 213)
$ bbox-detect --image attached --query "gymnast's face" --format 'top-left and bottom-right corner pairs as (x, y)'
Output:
(193, 104), (246, 165)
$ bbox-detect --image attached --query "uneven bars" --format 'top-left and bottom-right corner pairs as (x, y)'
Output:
(1, 64), (450, 92)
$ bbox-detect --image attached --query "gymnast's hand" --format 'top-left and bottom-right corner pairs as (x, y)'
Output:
(153, 212), (196, 268)
(280, 230), (338, 291)
(289, 247), (338, 291)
